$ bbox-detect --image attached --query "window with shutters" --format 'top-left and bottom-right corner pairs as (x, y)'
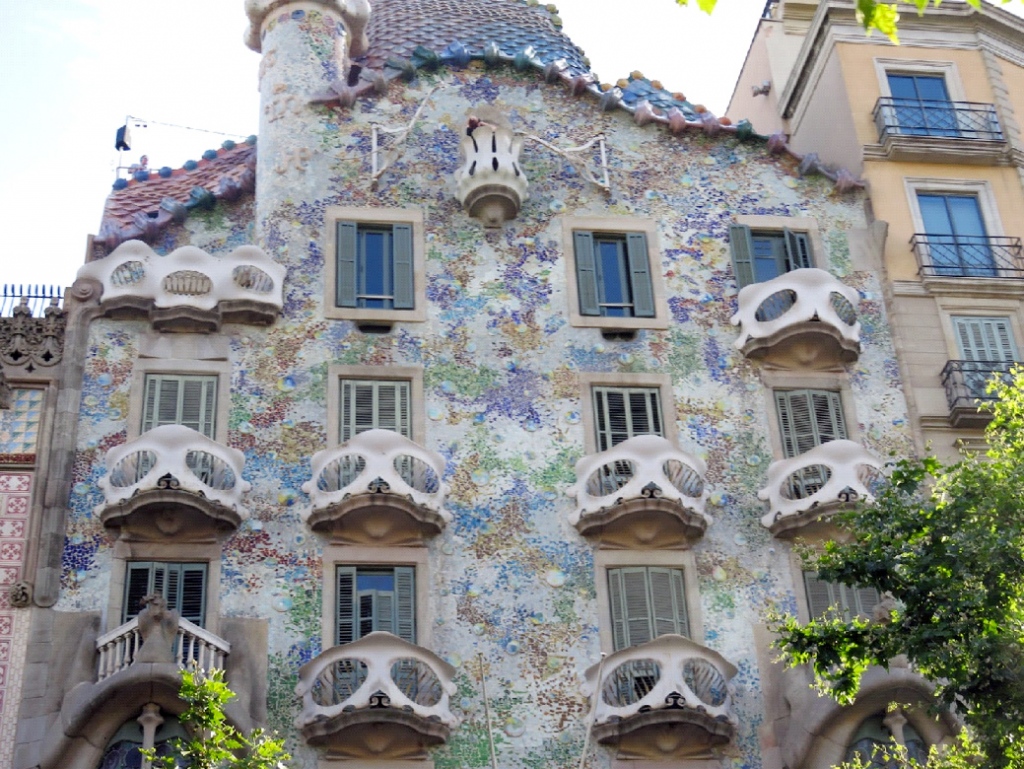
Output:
(591, 386), (663, 490)
(325, 207), (426, 323)
(949, 316), (1018, 401)
(142, 374), (218, 438)
(774, 389), (848, 499)
(335, 565), (416, 645)
(803, 571), (880, 622)
(607, 566), (689, 650)
(562, 217), (668, 330)
(123, 561), (207, 627)
(729, 225), (813, 289)
(339, 379), (411, 442)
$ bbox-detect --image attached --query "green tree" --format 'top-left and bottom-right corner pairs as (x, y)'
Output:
(772, 369), (1024, 768)
(143, 668), (291, 769)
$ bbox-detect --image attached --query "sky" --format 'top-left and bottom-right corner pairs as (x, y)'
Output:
(0, 0), (1018, 290)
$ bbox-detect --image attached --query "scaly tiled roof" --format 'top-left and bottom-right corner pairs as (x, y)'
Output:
(95, 139), (257, 255)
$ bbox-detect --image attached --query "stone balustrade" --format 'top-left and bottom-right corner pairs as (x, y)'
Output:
(95, 616), (230, 681)
(759, 439), (883, 531)
(76, 240), (285, 330)
(97, 424), (250, 516)
(731, 268), (860, 364)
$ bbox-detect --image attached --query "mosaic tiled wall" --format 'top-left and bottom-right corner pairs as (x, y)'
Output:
(57, 61), (912, 769)
(0, 394), (36, 769)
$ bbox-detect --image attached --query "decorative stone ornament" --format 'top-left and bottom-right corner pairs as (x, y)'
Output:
(9, 581), (31, 608)
(455, 113), (528, 227)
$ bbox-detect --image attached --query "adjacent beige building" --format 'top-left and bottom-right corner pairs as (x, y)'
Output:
(730, 0), (1024, 458)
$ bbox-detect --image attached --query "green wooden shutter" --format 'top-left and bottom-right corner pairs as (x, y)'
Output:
(803, 571), (837, 619)
(625, 232), (655, 318)
(178, 564), (207, 626)
(953, 317), (1017, 362)
(851, 585), (882, 620)
(784, 229), (813, 270)
(123, 562), (206, 626)
(805, 572), (879, 621)
(340, 380), (412, 442)
(391, 224), (415, 310)
(729, 224), (756, 289)
(394, 566), (416, 643)
(124, 562), (154, 623)
(648, 567), (689, 638)
(142, 375), (217, 437)
(574, 231), (601, 316)
(775, 390), (847, 458)
(336, 566), (357, 645)
(336, 221), (359, 308)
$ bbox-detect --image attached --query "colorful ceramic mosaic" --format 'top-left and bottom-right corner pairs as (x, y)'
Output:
(55, 7), (913, 769)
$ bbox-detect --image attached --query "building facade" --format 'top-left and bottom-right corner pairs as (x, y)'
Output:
(730, 0), (1024, 458)
(5, 1), (963, 768)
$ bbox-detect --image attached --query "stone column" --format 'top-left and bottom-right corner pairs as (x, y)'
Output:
(244, 0), (371, 242)
(137, 703), (164, 769)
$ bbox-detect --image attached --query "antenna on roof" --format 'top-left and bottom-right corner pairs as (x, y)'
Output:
(113, 114), (250, 180)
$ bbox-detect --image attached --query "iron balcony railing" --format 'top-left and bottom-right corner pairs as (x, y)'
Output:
(873, 97), (1003, 142)
(910, 234), (1023, 278)
(941, 360), (1015, 412)
(0, 284), (64, 316)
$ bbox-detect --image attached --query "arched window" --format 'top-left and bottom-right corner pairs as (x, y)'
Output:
(845, 713), (928, 768)
(98, 709), (187, 769)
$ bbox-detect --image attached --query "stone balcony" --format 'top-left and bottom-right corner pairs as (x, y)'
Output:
(568, 435), (710, 548)
(95, 616), (230, 682)
(97, 424), (250, 540)
(76, 240), (285, 332)
(583, 635), (737, 759)
(731, 268), (860, 368)
(295, 631), (457, 759)
(759, 440), (883, 537)
(301, 429), (450, 545)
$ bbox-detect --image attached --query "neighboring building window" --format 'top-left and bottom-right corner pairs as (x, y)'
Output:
(123, 561), (207, 626)
(573, 230), (655, 318)
(335, 221), (414, 310)
(887, 73), (957, 137)
(339, 379), (411, 442)
(607, 566), (689, 650)
(917, 193), (995, 277)
(952, 316), (1017, 398)
(592, 386), (663, 452)
(845, 714), (928, 767)
(142, 374), (217, 437)
(336, 565), (415, 645)
(803, 571), (880, 622)
(775, 389), (847, 499)
(729, 225), (812, 288)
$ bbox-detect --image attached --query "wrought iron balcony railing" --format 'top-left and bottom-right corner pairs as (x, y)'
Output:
(911, 234), (1023, 278)
(95, 616), (230, 681)
(731, 268), (860, 361)
(97, 424), (250, 516)
(873, 97), (1003, 142)
(759, 440), (883, 530)
(941, 359), (1014, 414)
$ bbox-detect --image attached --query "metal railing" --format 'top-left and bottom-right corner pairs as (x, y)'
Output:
(0, 285), (64, 316)
(873, 97), (1003, 142)
(910, 234), (1023, 278)
(941, 360), (1015, 412)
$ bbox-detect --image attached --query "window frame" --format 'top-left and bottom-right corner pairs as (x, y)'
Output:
(561, 216), (669, 330)
(327, 365), (426, 446)
(128, 358), (232, 442)
(335, 564), (416, 645)
(594, 549), (702, 655)
(803, 570), (881, 622)
(578, 373), (676, 455)
(905, 178), (1004, 242)
(322, 544), (431, 650)
(122, 560), (209, 627)
(760, 370), (859, 461)
(873, 59), (967, 103)
(324, 206), (427, 324)
(730, 215), (824, 289)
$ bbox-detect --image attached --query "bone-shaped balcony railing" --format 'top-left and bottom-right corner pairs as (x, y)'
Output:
(582, 635), (737, 726)
(731, 268), (860, 350)
(568, 434), (710, 525)
(758, 439), (882, 527)
(301, 429), (450, 524)
(295, 631), (458, 729)
(77, 240), (285, 315)
(96, 424), (250, 515)
(95, 616), (230, 681)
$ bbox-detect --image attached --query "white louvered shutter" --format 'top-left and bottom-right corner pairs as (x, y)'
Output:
(608, 567), (688, 651)
(142, 375), (217, 437)
(953, 317), (1016, 362)
(775, 390), (847, 458)
(593, 387), (664, 452)
(336, 566), (357, 645)
(340, 380), (412, 442)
